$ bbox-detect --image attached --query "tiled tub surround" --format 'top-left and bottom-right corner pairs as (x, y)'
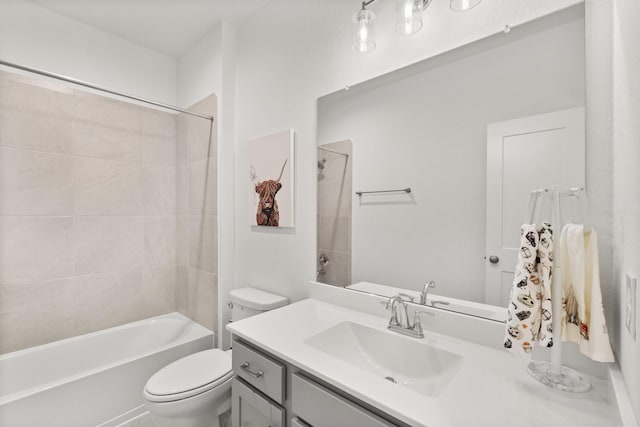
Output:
(317, 140), (352, 286)
(0, 313), (212, 427)
(0, 70), (218, 354)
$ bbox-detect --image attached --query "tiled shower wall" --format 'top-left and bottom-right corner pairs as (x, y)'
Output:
(0, 71), (217, 354)
(176, 95), (218, 334)
(317, 140), (352, 286)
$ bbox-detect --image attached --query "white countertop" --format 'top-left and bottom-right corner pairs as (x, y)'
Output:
(227, 298), (621, 427)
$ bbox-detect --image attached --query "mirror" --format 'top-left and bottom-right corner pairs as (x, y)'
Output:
(316, 5), (586, 319)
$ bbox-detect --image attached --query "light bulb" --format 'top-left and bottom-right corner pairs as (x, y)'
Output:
(396, 0), (424, 35)
(352, 8), (376, 54)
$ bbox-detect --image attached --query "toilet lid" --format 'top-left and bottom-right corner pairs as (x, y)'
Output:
(145, 349), (232, 400)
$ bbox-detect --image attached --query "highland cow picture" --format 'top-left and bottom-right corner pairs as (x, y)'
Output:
(249, 130), (295, 228)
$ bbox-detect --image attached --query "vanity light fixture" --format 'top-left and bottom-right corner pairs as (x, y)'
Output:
(352, 0), (481, 53)
(450, 0), (482, 12)
(353, 4), (376, 54)
(396, 0), (430, 35)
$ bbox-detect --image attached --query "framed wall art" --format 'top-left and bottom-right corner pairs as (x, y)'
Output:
(249, 129), (295, 228)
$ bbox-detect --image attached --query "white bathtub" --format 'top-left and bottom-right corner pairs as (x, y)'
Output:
(0, 312), (213, 427)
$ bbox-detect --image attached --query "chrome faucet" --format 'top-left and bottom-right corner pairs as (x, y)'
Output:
(384, 294), (431, 338)
(419, 281), (436, 305)
(419, 280), (451, 308)
(385, 295), (410, 328)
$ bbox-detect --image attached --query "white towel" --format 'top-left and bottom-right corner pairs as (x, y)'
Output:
(504, 223), (554, 355)
(559, 224), (615, 363)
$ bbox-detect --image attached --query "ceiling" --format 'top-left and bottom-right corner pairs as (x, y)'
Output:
(27, 0), (272, 57)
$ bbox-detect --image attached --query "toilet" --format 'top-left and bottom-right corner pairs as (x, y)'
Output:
(143, 287), (289, 427)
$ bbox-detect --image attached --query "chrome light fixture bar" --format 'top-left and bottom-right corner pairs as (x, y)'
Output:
(352, 0), (481, 54)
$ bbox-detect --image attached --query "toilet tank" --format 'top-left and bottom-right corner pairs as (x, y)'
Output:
(229, 287), (289, 322)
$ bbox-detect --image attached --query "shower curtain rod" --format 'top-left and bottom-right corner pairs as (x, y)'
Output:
(0, 59), (214, 121)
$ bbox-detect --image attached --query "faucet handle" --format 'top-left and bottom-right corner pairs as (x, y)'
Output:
(397, 293), (415, 302)
(412, 309), (435, 335)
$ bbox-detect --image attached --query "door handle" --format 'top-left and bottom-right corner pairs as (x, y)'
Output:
(488, 255), (499, 264)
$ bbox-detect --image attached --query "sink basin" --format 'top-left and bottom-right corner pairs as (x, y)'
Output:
(304, 321), (463, 397)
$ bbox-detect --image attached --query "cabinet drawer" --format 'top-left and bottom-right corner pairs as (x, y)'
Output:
(232, 377), (285, 427)
(232, 339), (286, 404)
(292, 374), (396, 427)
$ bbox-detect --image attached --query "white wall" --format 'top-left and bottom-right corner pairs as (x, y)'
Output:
(232, 0), (582, 303)
(0, 0), (176, 104)
(612, 0), (640, 421)
(317, 14), (585, 301)
(176, 25), (223, 109)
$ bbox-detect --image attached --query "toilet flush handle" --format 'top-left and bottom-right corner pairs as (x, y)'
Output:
(240, 362), (264, 378)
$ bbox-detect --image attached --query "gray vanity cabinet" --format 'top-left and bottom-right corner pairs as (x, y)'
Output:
(231, 337), (406, 427)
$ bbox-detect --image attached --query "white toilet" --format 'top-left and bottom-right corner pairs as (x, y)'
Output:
(143, 287), (289, 427)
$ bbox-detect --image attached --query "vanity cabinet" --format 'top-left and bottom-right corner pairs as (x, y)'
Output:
(231, 337), (407, 427)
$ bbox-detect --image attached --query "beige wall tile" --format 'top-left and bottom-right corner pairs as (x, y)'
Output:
(74, 157), (142, 215)
(0, 109), (73, 154)
(187, 268), (218, 332)
(189, 158), (217, 215)
(317, 250), (351, 287)
(73, 91), (140, 130)
(176, 115), (188, 166)
(74, 216), (143, 275)
(73, 121), (142, 162)
(142, 135), (177, 166)
(0, 75), (74, 116)
(184, 94), (216, 163)
(177, 166), (189, 215)
(71, 268), (143, 335)
(317, 215), (351, 253)
(189, 216), (217, 274)
(187, 116), (216, 162)
(0, 217), (73, 284)
(140, 108), (177, 138)
(142, 265), (177, 318)
(143, 166), (177, 216)
(143, 217), (176, 267)
(176, 265), (189, 316)
(176, 216), (189, 267)
(0, 148), (73, 215)
(0, 278), (76, 354)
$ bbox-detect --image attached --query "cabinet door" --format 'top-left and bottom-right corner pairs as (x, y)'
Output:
(232, 377), (285, 427)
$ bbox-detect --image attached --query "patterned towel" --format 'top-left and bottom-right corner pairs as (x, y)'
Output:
(504, 223), (554, 355)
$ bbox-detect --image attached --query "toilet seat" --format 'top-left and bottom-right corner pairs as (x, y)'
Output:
(144, 349), (232, 403)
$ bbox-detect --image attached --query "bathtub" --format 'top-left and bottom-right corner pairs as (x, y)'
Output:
(0, 312), (213, 427)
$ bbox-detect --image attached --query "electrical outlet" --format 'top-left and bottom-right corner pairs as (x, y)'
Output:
(625, 274), (637, 340)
